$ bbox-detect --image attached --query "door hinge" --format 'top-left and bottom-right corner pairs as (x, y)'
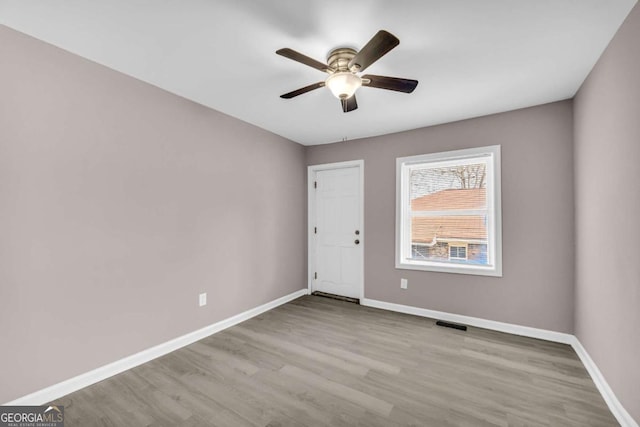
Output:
(314, 181), (317, 189)
(314, 227), (317, 234)
(314, 272), (317, 280)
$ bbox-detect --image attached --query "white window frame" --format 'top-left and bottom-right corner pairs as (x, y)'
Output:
(395, 145), (502, 277)
(448, 244), (468, 261)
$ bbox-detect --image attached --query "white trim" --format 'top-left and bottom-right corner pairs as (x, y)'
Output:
(3, 288), (309, 406)
(360, 298), (573, 343)
(307, 160), (364, 300)
(360, 297), (637, 427)
(395, 145), (502, 277)
(570, 338), (639, 427)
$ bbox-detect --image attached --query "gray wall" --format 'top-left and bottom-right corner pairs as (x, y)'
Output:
(574, 3), (640, 422)
(307, 101), (575, 333)
(0, 26), (306, 404)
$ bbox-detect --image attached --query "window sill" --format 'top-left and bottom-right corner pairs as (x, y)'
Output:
(395, 260), (502, 277)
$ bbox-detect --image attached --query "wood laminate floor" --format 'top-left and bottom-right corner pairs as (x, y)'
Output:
(51, 296), (619, 426)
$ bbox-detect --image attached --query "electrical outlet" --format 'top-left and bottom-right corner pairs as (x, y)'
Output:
(199, 292), (207, 307)
(401, 278), (408, 289)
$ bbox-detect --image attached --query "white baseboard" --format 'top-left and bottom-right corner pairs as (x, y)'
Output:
(361, 297), (637, 427)
(570, 337), (638, 427)
(361, 298), (574, 344)
(4, 288), (309, 406)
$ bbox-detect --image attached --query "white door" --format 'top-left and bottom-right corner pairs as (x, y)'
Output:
(309, 162), (363, 299)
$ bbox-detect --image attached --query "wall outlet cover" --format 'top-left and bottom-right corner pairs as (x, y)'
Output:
(401, 278), (408, 289)
(199, 293), (207, 307)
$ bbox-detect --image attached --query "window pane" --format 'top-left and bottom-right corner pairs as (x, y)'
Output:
(409, 162), (489, 266)
(410, 163), (487, 207)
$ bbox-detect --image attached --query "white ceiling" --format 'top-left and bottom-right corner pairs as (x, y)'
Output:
(0, 0), (636, 145)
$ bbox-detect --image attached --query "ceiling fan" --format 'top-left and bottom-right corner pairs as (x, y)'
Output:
(276, 30), (418, 113)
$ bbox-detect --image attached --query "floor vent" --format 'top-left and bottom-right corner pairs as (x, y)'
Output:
(311, 291), (360, 305)
(436, 320), (468, 331)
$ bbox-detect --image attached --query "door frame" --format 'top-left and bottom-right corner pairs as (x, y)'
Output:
(307, 160), (365, 299)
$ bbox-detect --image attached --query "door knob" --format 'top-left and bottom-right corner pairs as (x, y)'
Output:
(354, 239), (360, 245)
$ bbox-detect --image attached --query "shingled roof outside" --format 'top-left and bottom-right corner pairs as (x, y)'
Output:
(411, 188), (487, 243)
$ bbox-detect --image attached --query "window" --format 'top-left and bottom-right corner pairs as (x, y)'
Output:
(396, 145), (502, 276)
(449, 245), (467, 260)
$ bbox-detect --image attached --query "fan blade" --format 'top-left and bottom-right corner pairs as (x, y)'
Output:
(348, 30), (400, 72)
(280, 82), (325, 99)
(341, 95), (358, 113)
(362, 74), (418, 93)
(276, 48), (331, 73)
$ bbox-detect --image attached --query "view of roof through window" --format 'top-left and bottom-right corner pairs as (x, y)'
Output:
(410, 162), (489, 265)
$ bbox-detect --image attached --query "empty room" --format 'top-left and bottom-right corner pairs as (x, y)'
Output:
(1, 1), (638, 426)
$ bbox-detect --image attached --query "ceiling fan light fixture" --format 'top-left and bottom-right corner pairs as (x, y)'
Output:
(277, 30), (417, 112)
(325, 72), (362, 99)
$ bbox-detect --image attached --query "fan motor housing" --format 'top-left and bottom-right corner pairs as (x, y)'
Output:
(327, 48), (357, 72)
